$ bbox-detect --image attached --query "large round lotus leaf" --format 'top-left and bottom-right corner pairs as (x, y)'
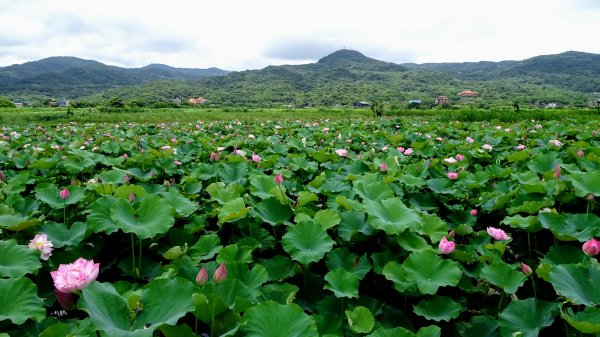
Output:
(570, 170), (600, 197)
(345, 306), (375, 334)
(455, 315), (499, 337)
(80, 278), (195, 337)
(86, 196), (119, 234)
(258, 255), (301, 281)
(480, 263), (527, 294)
(561, 306), (600, 334)
(527, 153), (560, 173)
(219, 162), (248, 185)
(353, 176), (394, 201)
(41, 221), (86, 248)
(366, 327), (417, 337)
(402, 250), (461, 295)
(0, 239), (41, 277)
(538, 212), (600, 241)
(251, 197), (293, 226)
(338, 210), (373, 241)
(218, 198), (248, 224)
(0, 214), (39, 232)
(549, 263), (600, 306)
(498, 298), (558, 337)
(413, 296), (462, 322)
(110, 194), (174, 239)
(326, 247), (371, 280)
(313, 209), (341, 230)
(382, 261), (418, 293)
(0, 277), (45, 324)
(216, 244), (253, 264)
(241, 301), (318, 337)
(161, 190), (198, 217)
(35, 183), (85, 209)
(363, 197), (421, 235)
(536, 245), (584, 282)
(39, 319), (95, 337)
(416, 326), (441, 337)
(188, 233), (222, 261)
(249, 173), (279, 199)
(262, 283), (300, 305)
(324, 268), (360, 298)
(282, 221), (335, 265)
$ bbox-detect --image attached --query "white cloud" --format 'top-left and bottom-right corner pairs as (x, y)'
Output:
(0, 0), (598, 70)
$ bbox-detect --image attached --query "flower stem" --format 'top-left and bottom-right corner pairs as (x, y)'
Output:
(131, 233), (136, 282)
(138, 237), (142, 279)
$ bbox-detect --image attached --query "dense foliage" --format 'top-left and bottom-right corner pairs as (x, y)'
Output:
(1, 114), (599, 336)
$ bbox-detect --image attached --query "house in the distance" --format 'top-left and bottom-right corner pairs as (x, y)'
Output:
(353, 101), (370, 108)
(188, 96), (207, 105)
(457, 90), (480, 98)
(436, 96), (449, 106)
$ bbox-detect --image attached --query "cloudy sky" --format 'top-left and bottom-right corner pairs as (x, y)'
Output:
(1, 0), (599, 71)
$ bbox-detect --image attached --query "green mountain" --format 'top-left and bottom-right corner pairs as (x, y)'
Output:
(2, 50), (599, 108)
(0, 56), (228, 99)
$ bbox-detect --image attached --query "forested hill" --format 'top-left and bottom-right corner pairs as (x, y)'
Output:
(2, 50), (600, 107)
(0, 56), (229, 99)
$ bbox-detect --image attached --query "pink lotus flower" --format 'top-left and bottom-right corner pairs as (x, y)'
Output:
(515, 144), (526, 150)
(482, 144), (493, 151)
(444, 157), (457, 164)
(252, 153), (261, 163)
(466, 136), (474, 143)
(439, 237), (455, 254)
(28, 234), (53, 260)
(196, 267), (209, 285)
(322, 127), (329, 133)
(403, 148), (413, 155)
(582, 238), (600, 256)
(379, 163), (387, 172)
(455, 154), (465, 161)
(397, 147), (405, 153)
(487, 227), (510, 241)
(54, 289), (77, 310)
(213, 263), (227, 283)
(209, 152), (220, 161)
(335, 149), (348, 157)
(59, 188), (69, 199)
(447, 172), (458, 180)
(577, 149), (584, 158)
(0, 171), (4, 183)
(50, 258), (100, 293)
(553, 164), (561, 179)
(274, 173), (284, 185)
(173, 160), (182, 166)
(470, 209), (478, 216)
(521, 262), (533, 276)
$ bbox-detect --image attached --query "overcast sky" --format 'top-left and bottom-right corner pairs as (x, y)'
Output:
(1, 0), (599, 71)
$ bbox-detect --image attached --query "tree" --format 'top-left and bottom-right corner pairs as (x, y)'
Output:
(108, 97), (125, 108)
(371, 101), (384, 117)
(0, 96), (15, 108)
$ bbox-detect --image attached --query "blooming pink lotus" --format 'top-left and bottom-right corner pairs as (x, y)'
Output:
(213, 263), (227, 283)
(487, 227), (510, 241)
(28, 234), (53, 260)
(379, 163), (387, 172)
(470, 209), (478, 216)
(455, 154), (465, 161)
(335, 149), (348, 157)
(50, 258), (100, 293)
(577, 149), (584, 158)
(439, 237), (455, 254)
(447, 172), (458, 180)
(252, 153), (261, 163)
(582, 238), (600, 256)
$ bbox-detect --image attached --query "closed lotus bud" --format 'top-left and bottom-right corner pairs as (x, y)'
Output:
(470, 209), (478, 216)
(59, 188), (69, 199)
(196, 267), (209, 285)
(0, 171), (4, 183)
(274, 173), (284, 185)
(438, 237), (455, 255)
(379, 163), (387, 172)
(553, 164), (561, 179)
(128, 192), (136, 202)
(520, 262), (533, 276)
(582, 239), (600, 256)
(213, 263), (227, 283)
(577, 149), (584, 158)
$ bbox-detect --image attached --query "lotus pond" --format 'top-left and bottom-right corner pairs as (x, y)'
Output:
(1, 116), (600, 336)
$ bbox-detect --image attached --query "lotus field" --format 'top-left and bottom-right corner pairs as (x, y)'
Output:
(2, 116), (600, 337)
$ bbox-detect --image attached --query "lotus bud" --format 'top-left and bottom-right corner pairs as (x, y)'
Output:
(128, 192), (136, 202)
(213, 263), (227, 283)
(582, 238), (600, 256)
(54, 290), (77, 310)
(379, 163), (387, 172)
(59, 188), (69, 199)
(447, 172), (458, 180)
(553, 164), (561, 179)
(470, 209), (478, 216)
(438, 237), (455, 254)
(520, 262), (533, 276)
(196, 267), (209, 285)
(274, 173), (284, 185)
(577, 149), (584, 158)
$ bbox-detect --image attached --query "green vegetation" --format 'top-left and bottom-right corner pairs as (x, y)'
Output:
(0, 96), (14, 108)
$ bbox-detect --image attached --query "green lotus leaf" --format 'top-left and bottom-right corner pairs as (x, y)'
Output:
(0, 277), (45, 324)
(427, 178), (455, 194)
(41, 221), (86, 248)
(353, 174), (394, 201)
(498, 298), (558, 337)
(39, 319), (95, 337)
(416, 325), (441, 337)
(397, 231), (432, 252)
(527, 153), (560, 173)
(345, 306), (375, 334)
(561, 306), (600, 334)
(262, 283), (300, 305)
(418, 214), (448, 243)
(258, 255), (300, 281)
(189, 234), (222, 261)
(0, 239), (41, 277)
(313, 209), (341, 230)
(0, 214), (39, 232)
(570, 170), (600, 197)
(241, 301), (318, 337)
(297, 191), (319, 207)
(158, 324), (198, 337)
(252, 197), (293, 226)
(110, 194), (175, 239)
(364, 197), (421, 235)
(536, 245), (584, 282)
(402, 250), (461, 295)
(367, 327), (417, 337)
(455, 315), (499, 337)
(161, 190), (198, 217)
(207, 182), (240, 204)
(480, 263), (526, 294)
(282, 221), (335, 265)
(219, 162), (248, 185)
(218, 198), (248, 224)
(538, 212), (599, 241)
(87, 195), (120, 234)
(326, 247), (371, 280)
(80, 278), (195, 337)
(35, 183), (85, 209)
(217, 244), (254, 264)
(324, 268), (360, 298)
(338, 210), (373, 241)
(413, 296), (462, 322)
(201, 279), (257, 313)
(249, 173), (279, 199)
(549, 263), (600, 306)
(98, 169), (127, 184)
(501, 214), (542, 232)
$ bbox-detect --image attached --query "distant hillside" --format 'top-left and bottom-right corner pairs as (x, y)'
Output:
(0, 56), (229, 99)
(83, 49), (596, 108)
